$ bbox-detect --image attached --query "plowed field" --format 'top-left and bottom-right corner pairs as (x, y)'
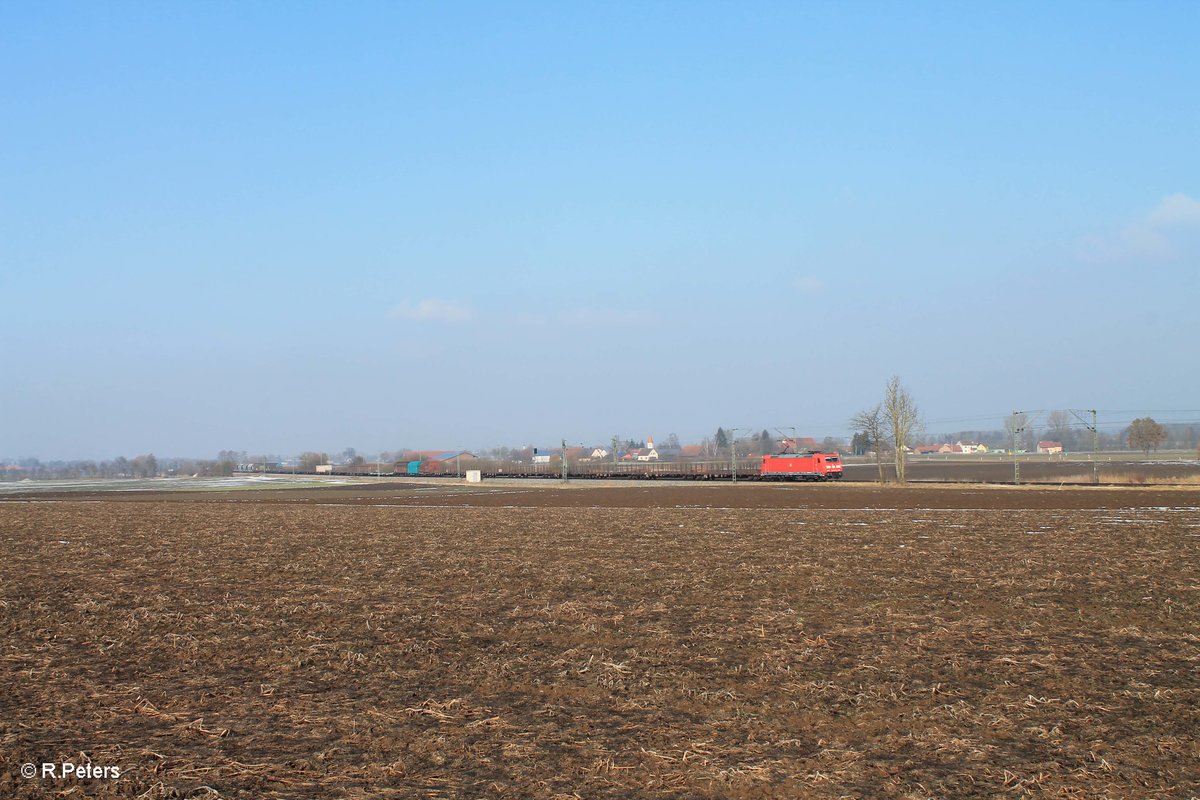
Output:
(1, 484), (1197, 799)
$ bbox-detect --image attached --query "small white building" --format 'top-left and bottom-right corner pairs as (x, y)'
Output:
(636, 437), (659, 462)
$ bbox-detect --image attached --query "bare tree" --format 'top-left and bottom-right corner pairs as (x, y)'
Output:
(850, 403), (888, 483)
(1045, 410), (1074, 449)
(884, 376), (920, 484)
(130, 453), (157, 478)
(1127, 418), (1167, 455)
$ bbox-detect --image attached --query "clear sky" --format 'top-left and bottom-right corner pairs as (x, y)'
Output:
(2, 1), (1198, 460)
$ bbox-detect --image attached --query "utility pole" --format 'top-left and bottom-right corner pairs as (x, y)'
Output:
(1011, 411), (1024, 485)
(1075, 410), (1099, 484)
(728, 428), (747, 482)
(1070, 408), (1100, 484)
(561, 438), (569, 483)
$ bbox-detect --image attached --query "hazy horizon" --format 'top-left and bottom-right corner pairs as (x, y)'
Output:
(6, 406), (1200, 465)
(4, 3), (1198, 462)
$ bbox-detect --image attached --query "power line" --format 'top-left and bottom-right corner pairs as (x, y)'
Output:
(1095, 409), (1200, 414)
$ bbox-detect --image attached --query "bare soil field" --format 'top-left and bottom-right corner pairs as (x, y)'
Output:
(844, 459), (1200, 486)
(6, 478), (1200, 510)
(1, 484), (1197, 799)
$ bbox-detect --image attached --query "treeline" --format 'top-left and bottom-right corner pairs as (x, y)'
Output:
(709, 428), (841, 456)
(0, 453), (235, 481)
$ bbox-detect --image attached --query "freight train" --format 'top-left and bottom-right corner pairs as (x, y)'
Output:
(496, 451), (844, 481)
(304, 451), (846, 481)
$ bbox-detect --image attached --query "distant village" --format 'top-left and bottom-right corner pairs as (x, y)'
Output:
(912, 440), (1066, 456)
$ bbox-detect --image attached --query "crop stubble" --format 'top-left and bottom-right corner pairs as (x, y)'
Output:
(0, 487), (1197, 798)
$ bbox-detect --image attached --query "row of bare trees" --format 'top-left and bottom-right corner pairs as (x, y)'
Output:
(2, 453), (164, 480)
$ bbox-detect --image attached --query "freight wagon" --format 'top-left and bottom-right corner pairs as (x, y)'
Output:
(487, 459), (766, 480)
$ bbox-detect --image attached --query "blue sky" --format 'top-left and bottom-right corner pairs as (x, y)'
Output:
(2, 2), (1198, 459)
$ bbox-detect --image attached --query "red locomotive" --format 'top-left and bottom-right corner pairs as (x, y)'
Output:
(760, 452), (844, 481)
